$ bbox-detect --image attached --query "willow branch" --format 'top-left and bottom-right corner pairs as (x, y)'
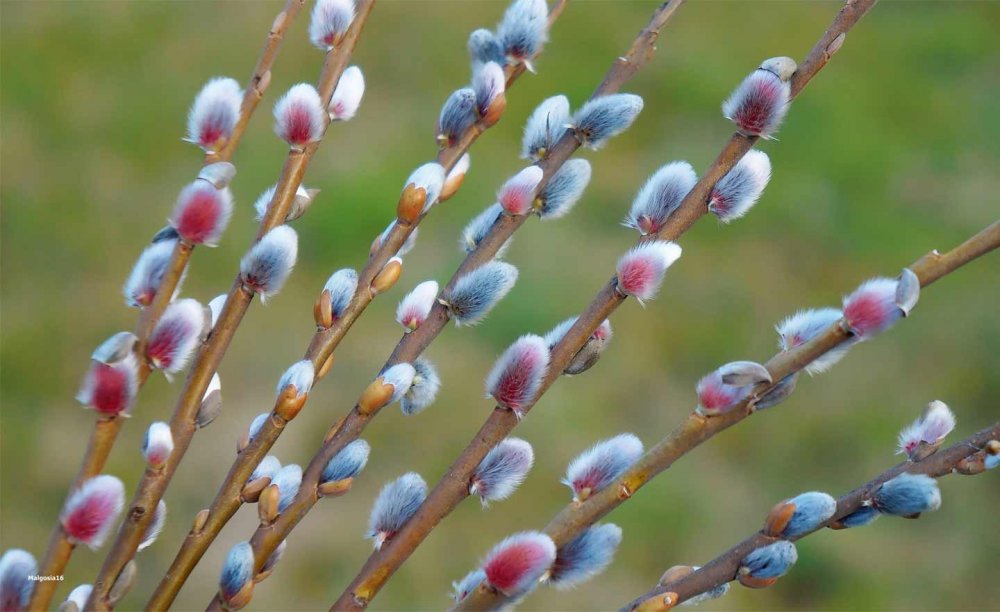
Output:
(624, 422), (1000, 611)
(459, 220), (1000, 610)
(28, 3), (306, 610)
(149, 4), (570, 609)
(83, 3), (376, 609)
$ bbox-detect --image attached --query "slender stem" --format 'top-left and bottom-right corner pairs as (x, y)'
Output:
(28, 4), (307, 610)
(84, 4), (376, 609)
(148, 5), (571, 607)
(623, 422), (1000, 611)
(459, 220), (1000, 610)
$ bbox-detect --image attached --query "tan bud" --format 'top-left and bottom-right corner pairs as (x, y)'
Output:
(371, 258), (402, 295)
(657, 565), (694, 587)
(397, 184), (427, 224)
(226, 580), (255, 610)
(358, 378), (394, 415)
(196, 390), (224, 429)
(274, 385), (307, 421)
(763, 500), (797, 537)
(318, 478), (354, 498)
(633, 591), (678, 612)
(258, 484), (280, 525)
(192, 509), (210, 534)
(108, 560), (138, 605)
(317, 352), (336, 381)
(986, 440), (1000, 455)
(241, 476), (272, 503)
(314, 289), (333, 329)
(738, 573), (778, 589)
(439, 172), (466, 203)
(481, 93), (507, 128)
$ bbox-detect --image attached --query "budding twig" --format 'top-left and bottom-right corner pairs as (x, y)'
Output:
(151, 4), (568, 609)
(459, 220), (1000, 610)
(622, 422), (1000, 611)
(28, 3), (308, 610)
(85, 3), (376, 609)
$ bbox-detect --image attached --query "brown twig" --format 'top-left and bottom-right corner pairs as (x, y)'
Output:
(623, 422), (1000, 611)
(458, 220), (1000, 610)
(27, 3), (307, 610)
(83, 3), (377, 609)
(148, 3), (571, 608)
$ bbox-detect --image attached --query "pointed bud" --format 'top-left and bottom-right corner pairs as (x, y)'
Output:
(897, 400), (956, 460)
(322, 439), (370, 484)
(470, 438), (534, 505)
(549, 523), (623, 589)
(445, 261), (519, 326)
(468, 28), (504, 70)
(842, 277), (904, 338)
(722, 58), (796, 139)
(137, 499), (167, 551)
(359, 363), (416, 414)
(486, 334), (549, 417)
(240, 225), (298, 302)
(76, 355), (139, 416)
(440, 153), (471, 202)
(60, 475), (125, 549)
(459, 203), (511, 258)
(396, 281), (439, 332)
(142, 422), (174, 469)
(277, 360), (315, 399)
(107, 559), (136, 605)
(403, 163), (446, 214)
(329, 65), (365, 121)
(367, 473), (427, 549)
(773, 492), (837, 538)
(564, 433), (643, 502)
(219, 541), (254, 606)
(0, 549), (36, 612)
(777, 308), (850, 375)
(696, 369), (752, 416)
(253, 183), (318, 224)
(197, 373), (223, 428)
(473, 61), (506, 126)
(197, 161), (237, 190)
(372, 221), (419, 258)
(522, 95), (569, 161)
(708, 150), (771, 223)
(371, 257), (403, 296)
(545, 317), (613, 376)
(571, 94), (644, 150)
(497, 0), (549, 68)
(537, 159), (590, 220)
(872, 473), (941, 517)
(310, 0), (354, 50)
(318, 268), (358, 328)
(186, 77), (242, 152)
(497, 166), (544, 217)
(452, 568), (487, 604)
(482, 531), (556, 597)
(170, 182), (233, 246)
(753, 373), (798, 410)
(830, 505), (880, 530)
(273, 83), (325, 148)
(615, 241), (682, 304)
(717, 360), (772, 386)
(272, 464), (303, 513)
(437, 88), (478, 148)
(400, 358), (441, 416)
(624, 162), (697, 235)
(738, 541), (797, 587)
(147, 298), (204, 374)
(124, 239), (184, 308)
(61, 584), (93, 612)
(258, 484), (280, 524)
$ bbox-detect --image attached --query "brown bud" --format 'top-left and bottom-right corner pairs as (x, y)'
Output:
(316, 352), (336, 381)
(633, 591), (678, 612)
(955, 455), (985, 475)
(275, 386), (307, 421)
(58, 601), (80, 612)
(258, 484), (280, 524)
(196, 390), (223, 429)
(738, 573), (778, 589)
(108, 560), (138, 605)
(574, 487), (592, 503)
(763, 500), (797, 537)
(358, 378), (394, 415)
(397, 184), (427, 224)
(225, 580), (254, 610)
(657, 565), (694, 587)
(481, 93), (507, 128)
(318, 478), (354, 498)
(439, 171), (466, 203)
(986, 440), (1000, 455)
(314, 289), (333, 329)
(241, 476), (272, 503)
(371, 258), (402, 295)
(192, 509), (210, 534)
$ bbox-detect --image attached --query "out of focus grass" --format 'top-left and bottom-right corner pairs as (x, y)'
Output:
(1, 1), (998, 610)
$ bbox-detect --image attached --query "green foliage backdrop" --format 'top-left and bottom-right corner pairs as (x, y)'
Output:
(2, 1), (997, 610)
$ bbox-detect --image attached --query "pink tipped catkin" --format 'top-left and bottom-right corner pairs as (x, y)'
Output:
(396, 280), (439, 331)
(329, 65), (365, 121)
(186, 77), (242, 152)
(722, 58), (795, 139)
(696, 370), (752, 416)
(498, 166), (544, 216)
(482, 531), (557, 596)
(309, 0), (355, 50)
(77, 356), (139, 416)
(273, 83), (325, 147)
(615, 241), (682, 304)
(146, 298), (204, 374)
(485, 335), (550, 418)
(60, 475), (125, 549)
(142, 422), (174, 469)
(898, 400), (956, 458)
(170, 182), (233, 246)
(842, 277), (903, 338)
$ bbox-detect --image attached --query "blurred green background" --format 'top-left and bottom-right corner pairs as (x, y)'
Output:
(2, 1), (998, 610)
